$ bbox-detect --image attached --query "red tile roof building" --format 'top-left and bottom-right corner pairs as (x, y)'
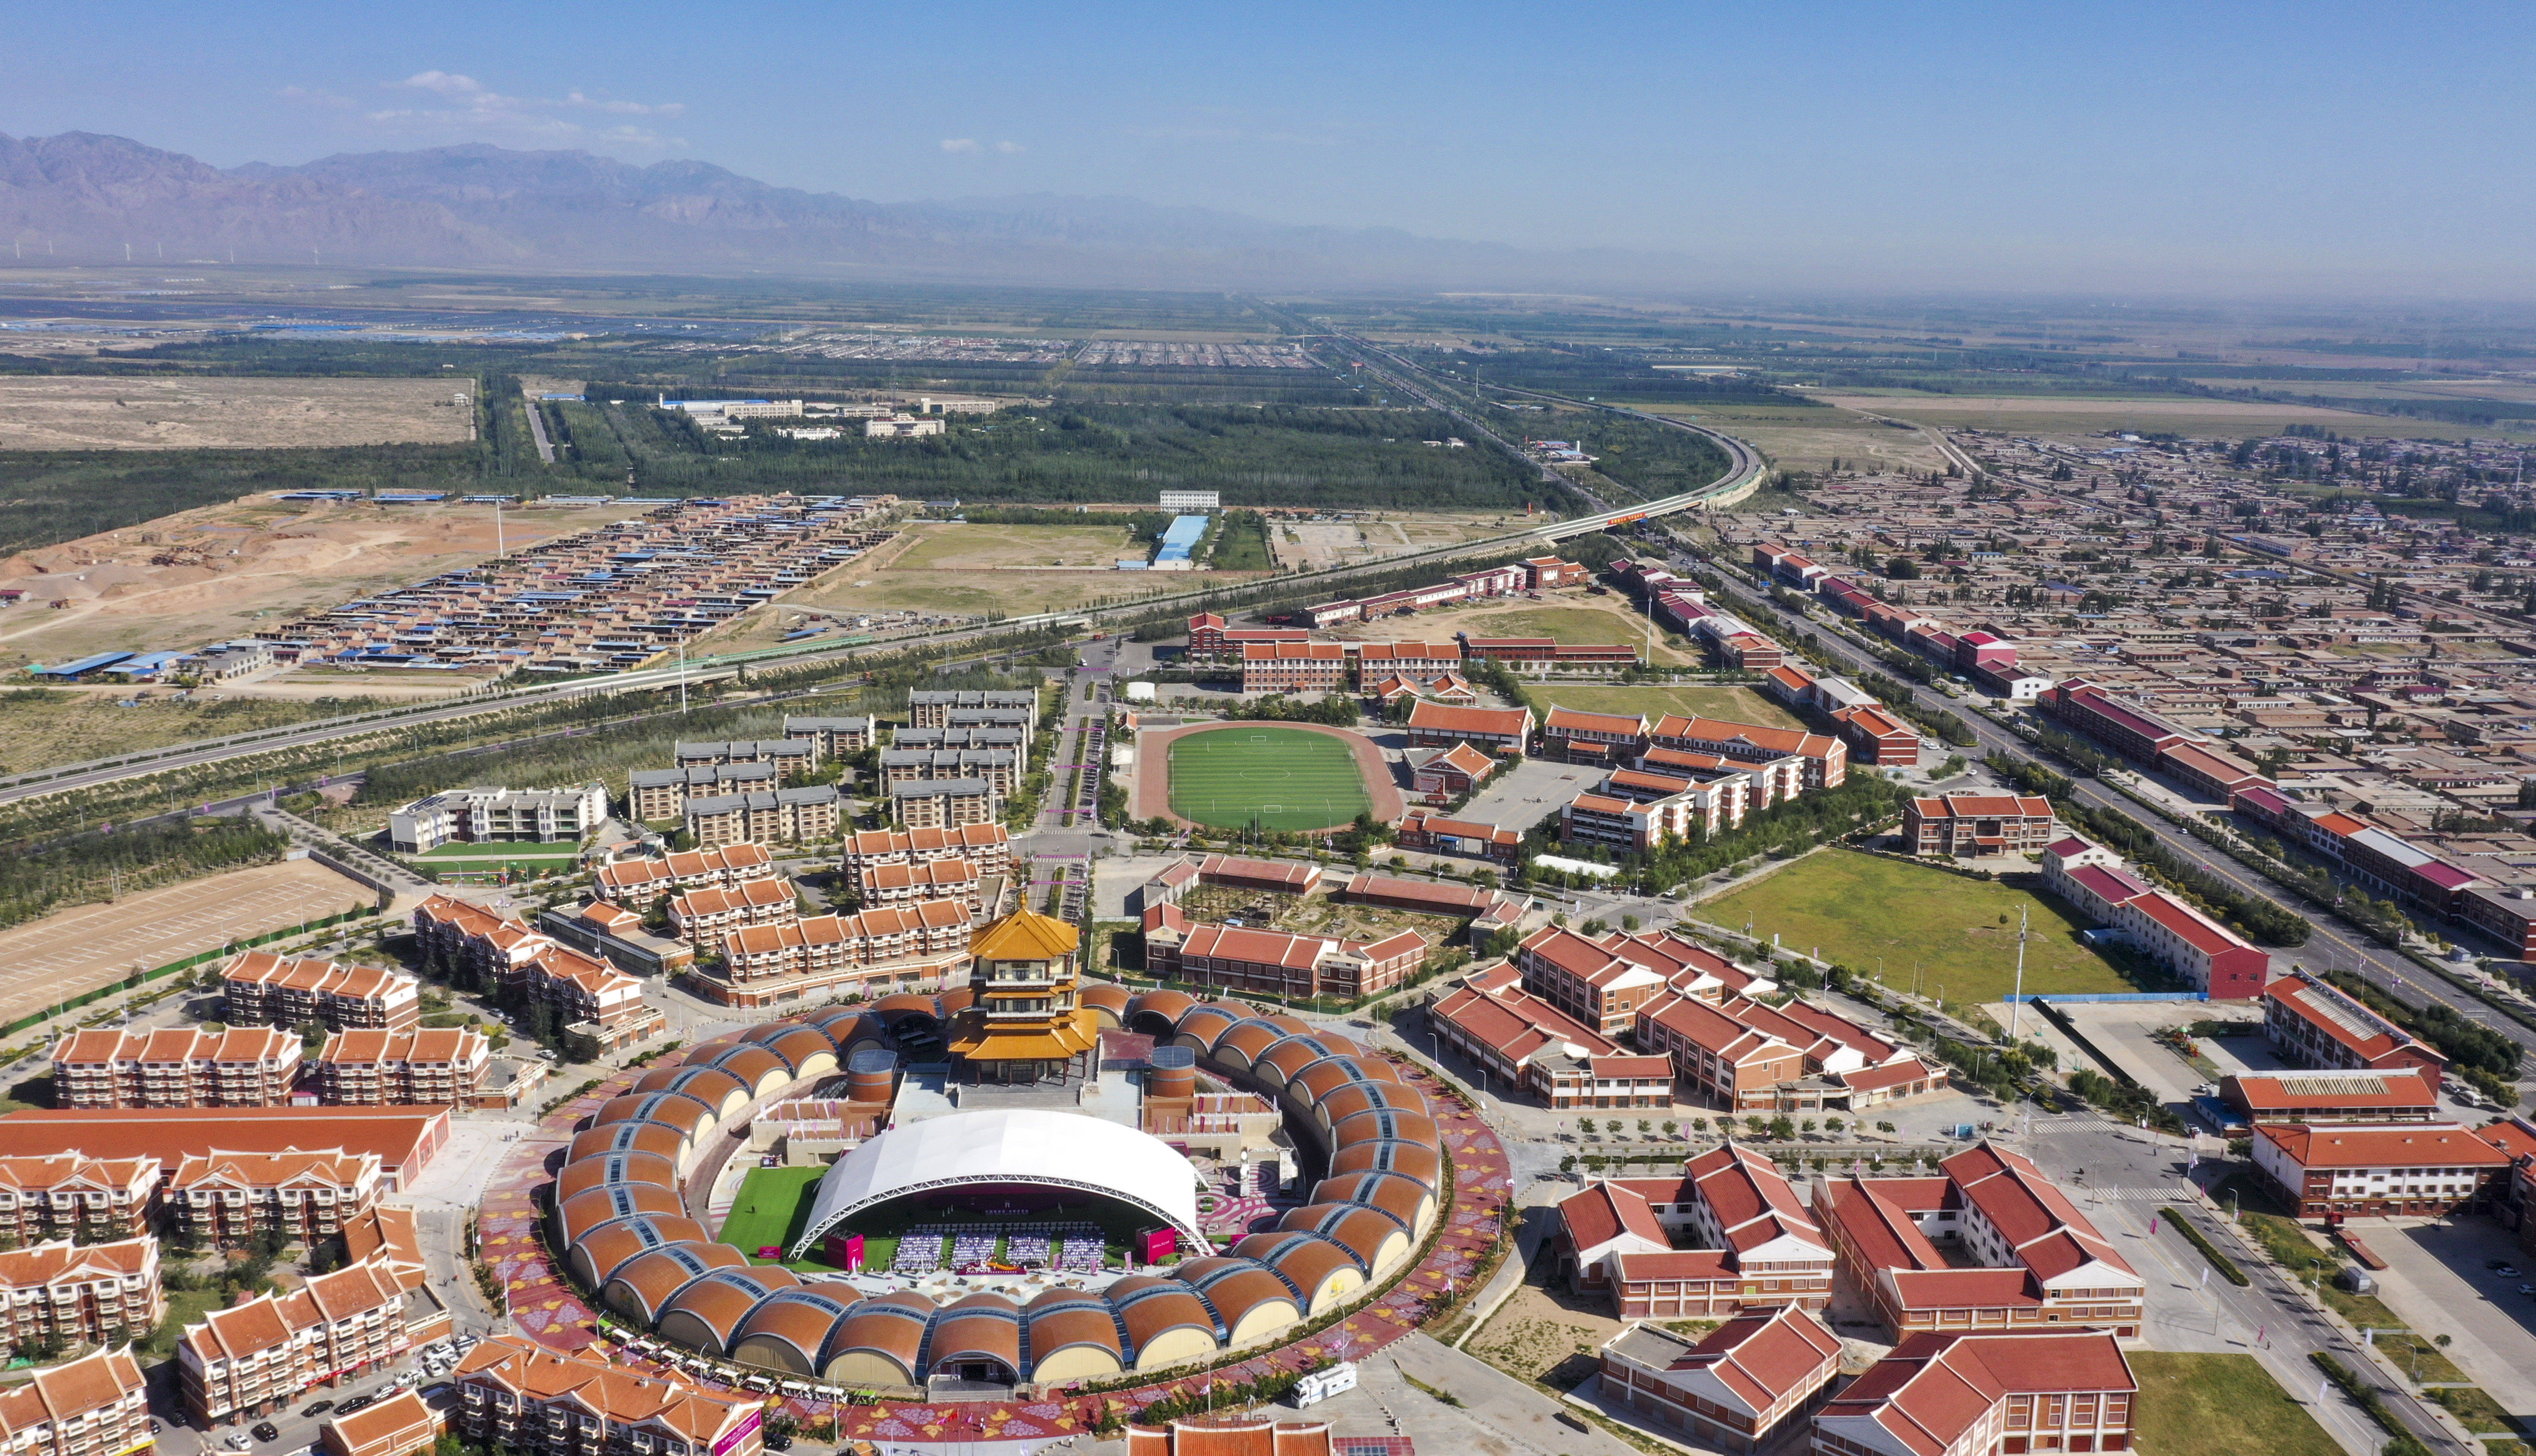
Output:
(839, 823), (1012, 882)
(220, 953), (420, 1034)
(1599, 1305), (1843, 1452)
(1184, 614), (1310, 660)
(705, 901), (974, 1008)
(1195, 855), (1323, 896)
(1648, 715), (1846, 790)
(666, 876), (801, 943)
(1348, 640), (1463, 684)
(1407, 741), (1495, 802)
(0, 1237), (160, 1351)
(313, 1028), (492, 1107)
(1428, 965), (1671, 1109)
(2263, 970), (2446, 1080)
(450, 1334), (763, 1456)
(0, 1107), (449, 1191)
(1541, 708), (1651, 764)
(319, 1388), (442, 1456)
(1812, 1329), (2136, 1456)
(169, 1147), (383, 1246)
(1812, 1143), (2144, 1342)
(1392, 810), (1521, 864)
(413, 896), (668, 1051)
(0, 1153), (161, 1245)
(1125, 1415), (1330, 1456)
(1831, 704), (1921, 767)
(48, 1026), (301, 1110)
(1902, 793), (2056, 858)
(2116, 890), (2269, 1000)
(1150, 921), (1428, 1000)
(1518, 926), (1671, 1035)
(0, 1345), (152, 1456)
(2252, 1122), (2512, 1218)
(589, 843), (778, 904)
(1403, 701), (1535, 754)
(177, 1246), (445, 1426)
(1240, 641), (1348, 694)
(2218, 1069), (2439, 1125)
(1555, 1145), (1834, 1315)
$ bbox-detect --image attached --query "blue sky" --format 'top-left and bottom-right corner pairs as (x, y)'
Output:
(5, 0), (2531, 296)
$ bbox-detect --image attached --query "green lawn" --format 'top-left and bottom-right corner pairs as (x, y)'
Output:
(1169, 726), (1374, 832)
(1533, 683), (1805, 731)
(716, 1166), (828, 1258)
(2129, 1352), (2341, 1456)
(1695, 850), (2135, 1005)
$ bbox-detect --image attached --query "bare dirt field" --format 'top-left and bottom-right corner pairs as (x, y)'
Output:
(890, 521), (1145, 571)
(1326, 591), (1702, 665)
(1267, 510), (1535, 571)
(1813, 391), (2511, 441)
(0, 687), (399, 779)
(0, 495), (653, 669)
(0, 376), (476, 451)
(0, 856), (373, 1028)
(1642, 400), (1950, 477)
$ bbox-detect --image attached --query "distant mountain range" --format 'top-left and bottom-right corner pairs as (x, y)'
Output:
(0, 131), (1664, 290)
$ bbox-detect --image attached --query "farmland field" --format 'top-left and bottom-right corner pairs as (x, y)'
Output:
(1694, 850), (2135, 1005)
(1168, 726), (1375, 832)
(0, 376), (475, 451)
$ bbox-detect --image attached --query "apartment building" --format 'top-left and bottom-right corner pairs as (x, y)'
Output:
(222, 954), (421, 1033)
(0, 1346), (153, 1456)
(2263, 970), (2447, 1080)
(784, 714), (879, 757)
(704, 901), (974, 1008)
(2252, 1122), (2512, 1217)
(666, 878), (800, 944)
(1348, 640), (1463, 685)
(313, 1029), (492, 1108)
(1903, 792), (2057, 857)
(1428, 965), (1671, 1109)
(1634, 993), (1807, 1110)
(449, 1335), (764, 1456)
(860, 857), (988, 914)
(683, 785), (842, 848)
(167, 1147), (383, 1245)
(412, 897), (668, 1052)
(1459, 636), (1640, 669)
(1239, 640), (1348, 693)
(1599, 1307), (1842, 1454)
(0, 1155), (160, 1245)
(49, 1026), (301, 1110)
(178, 1248), (443, 1426)
(1562, 768), (1748, 851)
(879, 746), (1021, 797)
(1812, 1330), (2136, 1456)
(1813, 1144), (2144, 1341)
(1185, 613), (1310, 659)
(1403, 701), (1535, 754)
(627, 763), (775, 822)
(907, 689), (1037, 729)
(0, 1238), (161, 1352)
(388, 783), (608, 854)
(841, 822), (1013, 881)
(889, 778), (999, 830)
(1648, 715), (1846, 790)
(1829, 704), (1920, 767)
(589, 844), (777, 905)
(1518, 926), (1670, 1035)
(672, 739), (818, 780)
(1555, 1144), (1834, 1315)
(1642, 746), (1797, 809)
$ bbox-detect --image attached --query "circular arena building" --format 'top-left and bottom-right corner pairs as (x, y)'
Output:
(790, 1109), (1210, 1258)
(544, 908), (1451, 1396)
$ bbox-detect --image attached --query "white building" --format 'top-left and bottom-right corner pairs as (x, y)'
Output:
(388, 783), (609, 853)
(1158, 490), (1221, 511)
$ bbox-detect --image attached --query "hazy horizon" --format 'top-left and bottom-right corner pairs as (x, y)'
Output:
(4, 1), (2531, 299)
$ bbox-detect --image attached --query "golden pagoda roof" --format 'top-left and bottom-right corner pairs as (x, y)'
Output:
(945, 1008), (1101, 1061)
(969, 906), (1081, 961)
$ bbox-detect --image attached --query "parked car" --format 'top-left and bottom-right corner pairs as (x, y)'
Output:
(335, 1397), (375, 1417)
(252, 1424), (281, 1443)
(299, 1402), (333, 1418)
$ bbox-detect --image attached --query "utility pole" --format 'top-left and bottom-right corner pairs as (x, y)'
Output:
(2007, 904), (2029, 1041)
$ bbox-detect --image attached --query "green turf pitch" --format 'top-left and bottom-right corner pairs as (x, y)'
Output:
(1168, 726), (1374, 831)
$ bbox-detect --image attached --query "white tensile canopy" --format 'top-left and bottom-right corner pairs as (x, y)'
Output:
(789, 1108), (1207, 1258)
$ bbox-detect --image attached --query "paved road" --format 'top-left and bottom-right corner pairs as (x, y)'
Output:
(1684, 547), (2536, 1059)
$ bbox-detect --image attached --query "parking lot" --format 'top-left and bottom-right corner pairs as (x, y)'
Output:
(151, 1334), (477, 1456)
(2358, 1218), (2536, 1424)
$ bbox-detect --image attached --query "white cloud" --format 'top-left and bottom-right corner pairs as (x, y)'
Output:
(939, 138), (981, 154)
(995, 140), (1024, 155)
(299, 70), (691, 150)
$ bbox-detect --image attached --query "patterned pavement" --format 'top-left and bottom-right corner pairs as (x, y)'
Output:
(480, 1051), (1511, 1441)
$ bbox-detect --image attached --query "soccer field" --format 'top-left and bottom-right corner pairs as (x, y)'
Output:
(1168, 726), (1374, 831)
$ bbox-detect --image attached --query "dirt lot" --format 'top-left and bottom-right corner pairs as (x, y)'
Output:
(890, 520), (1145, 570)
(1531, 682), (1805, 730)
(1327, 592), (1702, 665)
(0, 495), (652, 670)
(0, 376), (475, 451)
(1180, 884), (1464, 947)
(1464, 1281), (1625, 1392)
(1268, 510), (1535, 570)
(0, 856), (373, 1028)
